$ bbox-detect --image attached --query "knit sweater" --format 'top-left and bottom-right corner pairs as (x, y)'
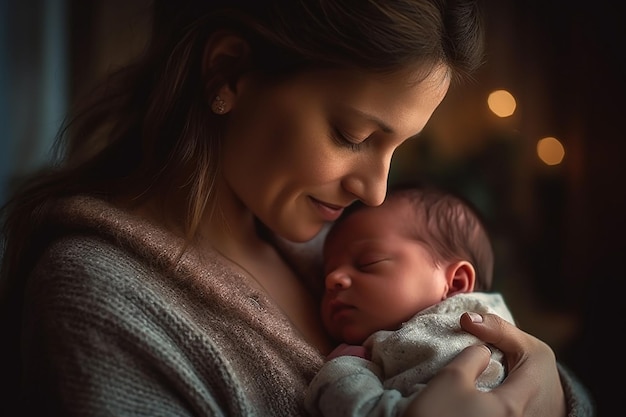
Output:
(19, 196), (324, 416)
(13, 196), (594, 416)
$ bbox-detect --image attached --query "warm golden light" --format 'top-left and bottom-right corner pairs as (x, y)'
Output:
(487, 89), (517, 117)
(537, 136), (565, 166)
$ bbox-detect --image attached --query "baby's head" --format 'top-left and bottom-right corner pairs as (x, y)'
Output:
(321, 183), (494, 344)
(381, 184), (494, 291)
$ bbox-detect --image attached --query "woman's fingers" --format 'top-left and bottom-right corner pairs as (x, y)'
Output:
(459, 312), (526, 370)
(404, 312), (567, 417)
(460, 312), (546, 372)
(459, 312), (567, 417)
(403, 344), (506, 417)
(460, 312), (517, 346)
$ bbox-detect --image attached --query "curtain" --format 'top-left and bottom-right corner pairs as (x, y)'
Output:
(0, 0), (67, 204)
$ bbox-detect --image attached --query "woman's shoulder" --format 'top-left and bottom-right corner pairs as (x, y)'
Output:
(36, 233), (145, 279)
(26, 233), (161, 313)
(28, 195), (216, 284)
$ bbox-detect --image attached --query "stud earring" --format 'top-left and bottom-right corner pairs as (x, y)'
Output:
(212, 95), (227, 114)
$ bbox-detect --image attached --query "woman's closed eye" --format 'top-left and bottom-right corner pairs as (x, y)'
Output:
(330, 126), (369, 151)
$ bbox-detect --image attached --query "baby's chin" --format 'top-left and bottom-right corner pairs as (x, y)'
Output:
(335, 327), (369, 346)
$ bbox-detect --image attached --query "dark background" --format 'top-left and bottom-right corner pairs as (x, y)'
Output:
(1, 1), (624, 415)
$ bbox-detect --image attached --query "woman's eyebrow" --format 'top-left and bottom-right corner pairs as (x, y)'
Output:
(335, 105), (423, 140)
(337, 105), (394, 134)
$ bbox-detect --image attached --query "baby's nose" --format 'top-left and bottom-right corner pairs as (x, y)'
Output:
(325, 269), (351, 290)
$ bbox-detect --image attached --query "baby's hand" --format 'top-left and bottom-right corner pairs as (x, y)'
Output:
(326, 343), (369, 360)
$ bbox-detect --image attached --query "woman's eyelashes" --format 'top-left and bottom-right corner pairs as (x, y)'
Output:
(330, 126), (368, 151)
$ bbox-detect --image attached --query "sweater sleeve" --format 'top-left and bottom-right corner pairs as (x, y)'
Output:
(559, 363), (596, 417)
(19, 237), (251, 417)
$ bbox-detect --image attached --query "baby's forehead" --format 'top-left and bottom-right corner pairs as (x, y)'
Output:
(338, 202), (401, 227)
(326, 201), (417, 243)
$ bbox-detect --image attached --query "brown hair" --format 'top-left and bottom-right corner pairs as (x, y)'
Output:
(1, 0), (485, 297)
(329, 183), (495, 290)
(0, 2), (485, 397)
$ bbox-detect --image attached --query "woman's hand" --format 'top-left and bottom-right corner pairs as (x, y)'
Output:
(403, 312), (567, 417)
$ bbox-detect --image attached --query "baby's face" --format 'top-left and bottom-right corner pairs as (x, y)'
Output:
(321, 200), (449, 345)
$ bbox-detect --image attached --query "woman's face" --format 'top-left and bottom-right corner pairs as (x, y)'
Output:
(220, 66), (450, 242)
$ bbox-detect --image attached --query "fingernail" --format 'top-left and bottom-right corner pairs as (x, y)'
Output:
(467, 312), (483, 323)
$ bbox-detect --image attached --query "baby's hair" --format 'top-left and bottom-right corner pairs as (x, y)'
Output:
(334, 182), (494, 290)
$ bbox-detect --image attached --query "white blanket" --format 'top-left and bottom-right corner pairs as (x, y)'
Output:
(305, 292), (514, 417)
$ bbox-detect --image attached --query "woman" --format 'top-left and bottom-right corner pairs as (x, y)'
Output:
(0, 0), (593, 416)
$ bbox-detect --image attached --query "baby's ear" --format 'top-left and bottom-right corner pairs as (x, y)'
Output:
(444, 261), (475, 297)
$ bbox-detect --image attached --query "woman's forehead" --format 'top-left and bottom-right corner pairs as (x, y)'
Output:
(282, 66), (450, 136)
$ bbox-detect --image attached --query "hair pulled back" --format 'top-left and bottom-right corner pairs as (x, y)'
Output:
(1, 0), (485, 293)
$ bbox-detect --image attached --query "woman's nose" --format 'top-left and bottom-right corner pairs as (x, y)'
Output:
(342, 152), (391, 207)
(325, 269), (351, 290)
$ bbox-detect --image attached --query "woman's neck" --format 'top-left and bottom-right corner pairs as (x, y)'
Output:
(127, 188), (334, 355)
(205, 214), (334, 354)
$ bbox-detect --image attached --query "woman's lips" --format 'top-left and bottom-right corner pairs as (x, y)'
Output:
(310, 197), (345, 222)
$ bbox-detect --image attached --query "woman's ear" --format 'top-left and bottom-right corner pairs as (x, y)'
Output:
(443, 260), (475, 298)
(202, 31), (251, 114)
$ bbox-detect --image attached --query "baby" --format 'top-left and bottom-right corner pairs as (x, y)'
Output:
(305, 184), (515, 417)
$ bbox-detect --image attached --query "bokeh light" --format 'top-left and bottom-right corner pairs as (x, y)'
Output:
(537, 136), (565, 165)
(487, 89), (517, 118)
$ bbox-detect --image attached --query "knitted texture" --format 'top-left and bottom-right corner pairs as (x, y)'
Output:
(305, 293), (514, 417)
(558, 363), (596, 417)
(19, 196), (324, 416)
(12, 195), (593, 416)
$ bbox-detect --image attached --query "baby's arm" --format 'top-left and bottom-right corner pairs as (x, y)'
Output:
(304, 355), (417, 417)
